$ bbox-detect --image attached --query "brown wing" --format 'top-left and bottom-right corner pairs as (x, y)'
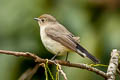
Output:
(45, 25), (100, 63)
(45, 25), (79, 53)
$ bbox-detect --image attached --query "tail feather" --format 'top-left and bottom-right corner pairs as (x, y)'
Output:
(76, 44), (100, 64)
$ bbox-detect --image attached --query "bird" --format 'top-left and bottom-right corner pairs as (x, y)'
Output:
(34, 14), (100, 63)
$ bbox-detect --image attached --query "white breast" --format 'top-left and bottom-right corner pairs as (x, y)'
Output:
(40, 25), (69, 56)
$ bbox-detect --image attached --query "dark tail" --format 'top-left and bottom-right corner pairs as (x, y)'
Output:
(76, 44), (100, 64)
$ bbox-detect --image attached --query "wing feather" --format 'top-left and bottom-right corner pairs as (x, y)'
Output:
(45, 28), (77, 51)
(45, 25), (100, 63)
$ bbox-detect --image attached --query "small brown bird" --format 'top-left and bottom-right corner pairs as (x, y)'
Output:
(34, 14), (100, 63)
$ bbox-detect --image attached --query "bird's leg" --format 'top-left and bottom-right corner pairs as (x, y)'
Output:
(51, 52), (59, 60)
(65, 52), (69, 61)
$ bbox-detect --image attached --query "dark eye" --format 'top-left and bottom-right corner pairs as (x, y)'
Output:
(41, 18), (45, 22)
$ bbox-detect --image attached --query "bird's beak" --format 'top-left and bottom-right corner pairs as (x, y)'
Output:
(34, 18), (40, 21)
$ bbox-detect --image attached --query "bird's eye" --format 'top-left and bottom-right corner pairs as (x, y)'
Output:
(41, 18), (45, 23)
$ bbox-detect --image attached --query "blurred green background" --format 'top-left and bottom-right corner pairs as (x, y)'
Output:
(0, 0), (120, 80)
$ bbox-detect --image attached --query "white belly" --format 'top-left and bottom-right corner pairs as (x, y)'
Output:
(40, 26), (70, 56)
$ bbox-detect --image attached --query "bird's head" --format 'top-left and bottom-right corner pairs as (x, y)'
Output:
(34, 14), (57, 26)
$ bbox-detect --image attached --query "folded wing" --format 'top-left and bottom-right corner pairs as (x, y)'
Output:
(45, 25), (99, 63)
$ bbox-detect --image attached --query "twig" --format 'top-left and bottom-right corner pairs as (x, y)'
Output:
(18, 68), (32, 80)
(57, 64), (67, 80)
(18, 63), (40, 80)
(0, 50), (108, 78)
(107, 49), (119, 80)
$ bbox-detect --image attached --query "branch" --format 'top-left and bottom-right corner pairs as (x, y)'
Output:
(0, 50), (108, 78)
(107, 49), (119, 80)
(18, 63), (40, 80)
